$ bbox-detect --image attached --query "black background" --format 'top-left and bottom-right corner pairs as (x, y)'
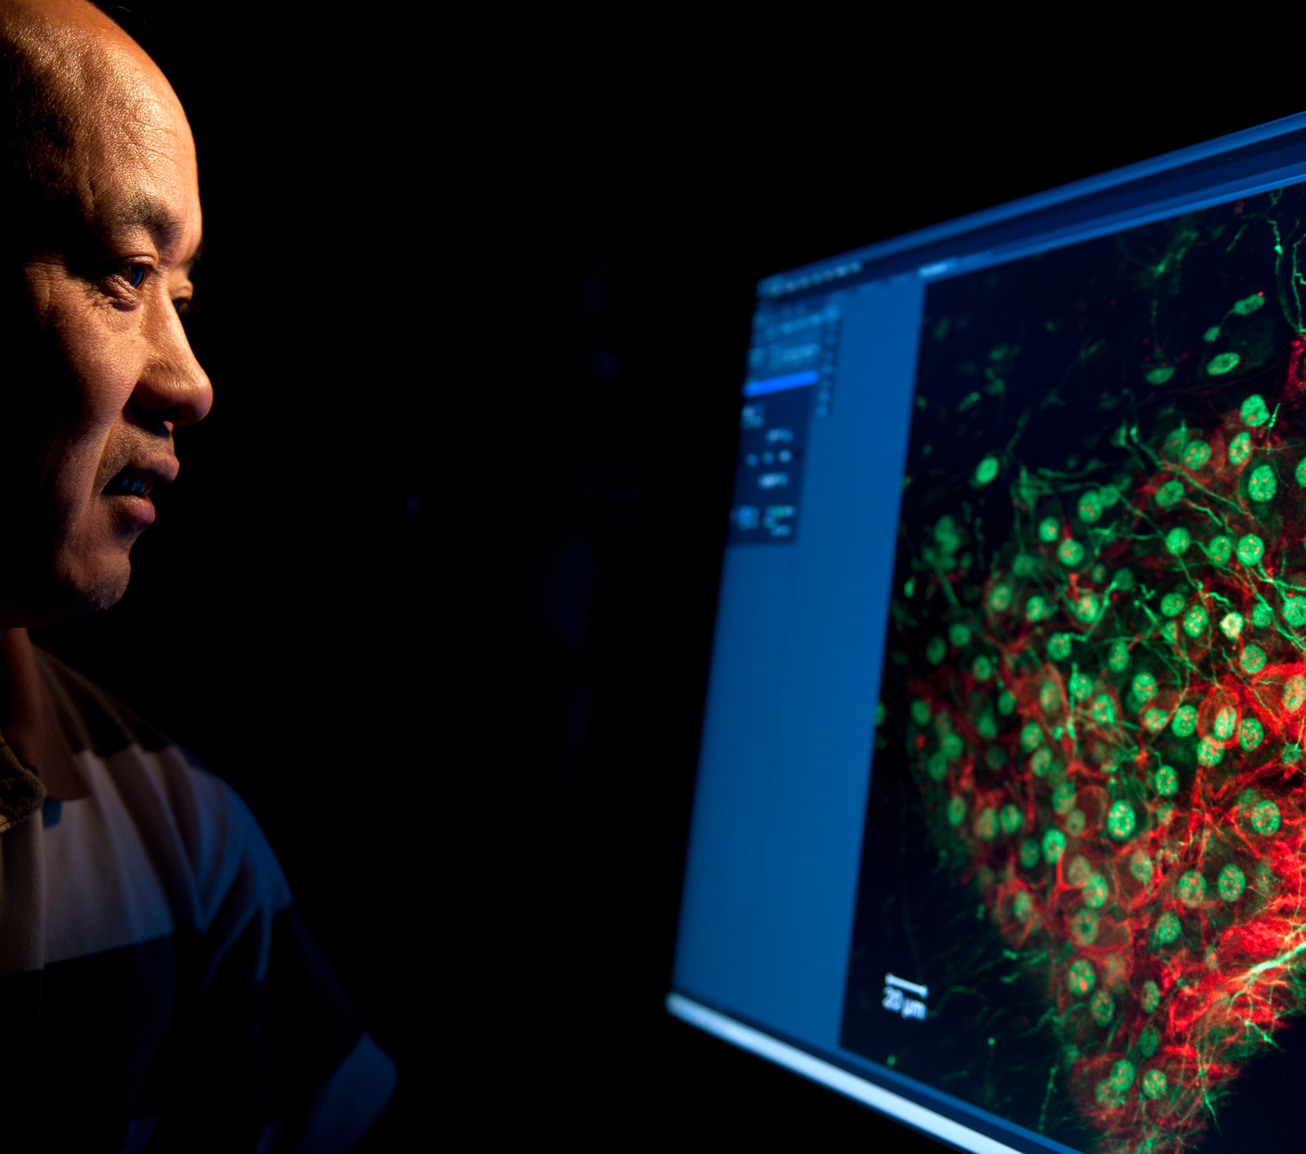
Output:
(34, 8), (1306, 1149)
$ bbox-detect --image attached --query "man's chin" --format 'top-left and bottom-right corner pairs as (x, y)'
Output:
(12, 564), (133, 629)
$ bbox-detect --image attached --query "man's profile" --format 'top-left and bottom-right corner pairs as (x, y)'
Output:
(0, 1), (396, 1149)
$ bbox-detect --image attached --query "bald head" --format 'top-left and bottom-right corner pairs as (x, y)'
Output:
(0, 0), (191, 259)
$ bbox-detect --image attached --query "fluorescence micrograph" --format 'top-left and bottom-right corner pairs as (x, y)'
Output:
(842, 184), (1306, 1154)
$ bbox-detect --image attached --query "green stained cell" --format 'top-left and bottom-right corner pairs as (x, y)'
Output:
(1138, 1023), (1161, 1057)
(1162, 620), (1179, 644)
(1204, 325), (1223, 342)
(1155, 479), (1184, 510)
(1067, 957), (1096, 997)
(1132, 671), (1158, 702)
(1160, 592), (1185, 618)
(1156, 802), (1175, 827)
(974, 456), (999, 485)
(1251, 798), (1281, 835)
(1177, 870), (1206, 908)
(926, 637), (946, 665)
(1058, 538), (1085, 566)
(1039, 681), (1060, 714)
(1092, 564), (1107, 582)
(1078, 491), (1103, 523)
(1182, 440), (1211, 470)
(1067, 855), (1092, 887)
(949, 622), (972, 647)
(1284, 675), (1306, 713)
(1048, 633), (1072, 660)
(1012, 889), (1034, 922)
(1220, 612), (1245, 640)
(1248, 464), (1277, 502)
(1130, 850), (1155, 887)
(1172, 705), (1197, 737)
(1209, 350), (1242, 374)
(1108, 640), (1130, 672)
(1253, 601), (1274, 627)
(1229, 437), (1255, 477)
(1297, 459), (1306, 489)
(933, 712), (952, 735)
(1030, 747), (1052, 776)
(1142, 706), (1169, 733)
(1065, 808), (1086, 836)
(1076, 593), (1101, 624)
(1091, 695), (1116, 726)
(1218, 862), (1246, 902)
(1286, 598), (1306, 627)
(927, 752), (948, 782)
(1038, 517), (1060, 543)
(1232, 535), (1264, 566)
(1154, 764), (1179, 796)
(1213, 705), (1238, 740)
(977, 710), (997, 739)
(1240, 392), (1268, 424)
(999, 803), (1023, 835)
(1208, 536), (1233, 565)
(986, 746), (1006, 770)
(1112, 567), (1134, 590)
(1241, 645), (1267, 675)
(1020, 839), (1040, 869)
(988, 582), (1013, 612)
(1142, 1068), (1167, 1099)
(1012, 553), (1035, 577)
(946, 795), (966, 826)
(974, 808), (998, 840)
(1197, 737), (1224, 768)
(1145, 366), (1175, 385)
(1240, 716), (1265, 750)
(1108, 1059), (1135, 1092)
(1182, 604), (1208, 638)
(1043, 828), (1067, 864)
(1140, 981), (1161, 1014)
(1072, 908), (1100, 945)
(1052, 780), (1076, 815)
(1234, 292), (1266, 315)
(1069, 672), (1093, 702)
(940, 732), (963, 759)
(1107, 800), (1136, 840)
(1151, 910), (1181, 947)
(1284, 742), (1303, 765)
(934, 515), (960, 551)
(910, 699), (931, 726)
(1089, 987), (1114, 1026)
(997, 691), (1015, 716)
(1084, 874), (1109, 908)
(1020, 721), (1043, 752)
(971, 655), (994, 681)
(1165, 527), (1191, 556)
(1025, 596), (1047, 622)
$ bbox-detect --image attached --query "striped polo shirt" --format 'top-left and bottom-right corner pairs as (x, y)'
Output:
(0, 636), (395, 1152)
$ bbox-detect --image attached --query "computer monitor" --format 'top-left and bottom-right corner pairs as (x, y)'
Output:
(668, 113), (1306, 1154)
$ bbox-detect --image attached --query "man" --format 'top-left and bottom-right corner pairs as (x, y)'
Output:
(0, 1), (396, 1149)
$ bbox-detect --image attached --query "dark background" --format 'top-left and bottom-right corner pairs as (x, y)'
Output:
(36, 8), (1306, 1148)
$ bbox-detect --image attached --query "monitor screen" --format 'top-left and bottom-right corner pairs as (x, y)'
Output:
(668, 112), (1306, 1154)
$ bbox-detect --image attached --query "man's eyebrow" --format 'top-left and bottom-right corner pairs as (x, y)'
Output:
(110, 193), (196, 260)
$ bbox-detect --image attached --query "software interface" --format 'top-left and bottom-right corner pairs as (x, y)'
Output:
(671, 121), (1306, 1154)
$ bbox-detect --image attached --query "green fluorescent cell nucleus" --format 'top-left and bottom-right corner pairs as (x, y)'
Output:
(1251, 799), (1281, 835)
(1058, 538), (1085, 566)
(988, 582), (1013, 611)
(1067, 957), (1096, 997)
(1142, 1069), (1167, 1099)
(971, 655), (994, 681)
(1146, 366), (1175, 385)
(1043, 828), (1067, 863)
(1234, 292), (1265, 315)
(999, 803), (1023, 835)
(1012, 889), (1034, 922)
(1182, 604), (1208, 637)
(1151, 910), (1181, 947)
(1218, 862), (1246, 902)
(1131, 850), (1155, 886)
(1083, 874), (1109, 908)
(1176, 870), (1207, 907)
(1089, 988), (1114, 1025)
(1182, 440), (1211, 470)
(1154, 764), (1178, 796)
(1132, 671), (1157, 702)
(1048, 633), (1072, 660)
(926, 637), (946, 665)
(1140, 981), (1161, 1014)
(1240, 391), (1268, 422)
(1172, 705), (1197, 737)
(1161, 592), (1185, 618)
(1155, 480), (1185, 509)
(1241, 645), (1267, 675)
(1240, 716), (1265, 750)
(946, 795), (966, 826)
(1284, 675), (1306, 713)
(1026, 596), (1047, 622)
(1038, 517), (1060, 543)
(1078, 492), (1103, 523)
(1108, 640), (1130, 672)
(1107, 800), (1136, 840)
(949, 622), (971, 647)
(974, 456), (999, 485)
(1220, 612), (1245, 639)
(1020, 839), (1040, 868)
(1230, 431), (1254, 467)
(1248, 464), (1277, 502)
(1165, 527), (1191, 556)
(1138, 1024), (1161, 1057)
(1286, 598), (1306, 627)
(1237, 534), (1264, 565)
(1208, 535), (1233, 565)
(1069, 672), (1092, 701)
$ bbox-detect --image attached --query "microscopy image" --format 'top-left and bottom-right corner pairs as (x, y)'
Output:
(842, 183), (1306, 1154)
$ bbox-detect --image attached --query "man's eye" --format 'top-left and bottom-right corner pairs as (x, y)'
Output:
(120, 263), (148, 290)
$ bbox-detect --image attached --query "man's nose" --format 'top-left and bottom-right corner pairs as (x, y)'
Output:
(131, 293), (213, 428)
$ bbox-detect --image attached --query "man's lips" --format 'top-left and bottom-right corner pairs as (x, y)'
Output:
(102, 457), (180, 500)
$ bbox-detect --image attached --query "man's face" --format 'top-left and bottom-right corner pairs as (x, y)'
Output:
(0, 37), (211, 628)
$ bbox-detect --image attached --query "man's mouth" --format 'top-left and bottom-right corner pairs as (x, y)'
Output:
(106, 473), (152, 498)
